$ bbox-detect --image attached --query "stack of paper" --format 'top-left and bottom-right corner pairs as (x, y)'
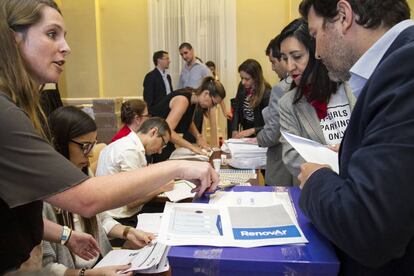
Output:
(169, 147), (210, 161)
(223, 139), (267, 169)
(94, 242), (169, 273)
(95, 212), (170, 273)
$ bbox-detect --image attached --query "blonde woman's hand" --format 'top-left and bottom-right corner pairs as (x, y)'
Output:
(66, 230), (100, 260)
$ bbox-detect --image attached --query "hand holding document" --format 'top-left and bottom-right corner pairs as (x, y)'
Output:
(281, 131), (339, 173)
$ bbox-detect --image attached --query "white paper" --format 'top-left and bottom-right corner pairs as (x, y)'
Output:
(137, 213), (163, 234)
(169, 147), (210, 161)
(94, 242), (167, 272)
(163, 180), (196, 202)
(138, 246), (170, 274)
(281, 131), (339, 173)
(157, 201), (307, 248)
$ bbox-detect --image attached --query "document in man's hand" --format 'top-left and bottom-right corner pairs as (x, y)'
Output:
(281, 131), (339, 173)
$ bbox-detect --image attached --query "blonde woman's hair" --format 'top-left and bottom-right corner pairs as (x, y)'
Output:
(0, 0), (61, 138)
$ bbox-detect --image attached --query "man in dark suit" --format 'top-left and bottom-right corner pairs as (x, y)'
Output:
(298, 0), (414, 275)
(143, 50), (173, 114)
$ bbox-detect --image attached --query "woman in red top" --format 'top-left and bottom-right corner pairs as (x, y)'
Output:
(111, 99), (149, 143)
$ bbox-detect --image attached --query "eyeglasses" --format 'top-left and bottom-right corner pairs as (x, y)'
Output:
(159, 135), (168, 149)
(70, 140), (97, 156)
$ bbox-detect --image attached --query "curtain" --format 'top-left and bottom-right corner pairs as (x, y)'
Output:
(147, 0), (237, 98)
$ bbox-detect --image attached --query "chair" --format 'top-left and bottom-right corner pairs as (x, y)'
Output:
(89, 143), (106, 176)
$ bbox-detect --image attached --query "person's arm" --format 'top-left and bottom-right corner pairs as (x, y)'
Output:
(166, 95), (205, 154)
(107, 224), (154, 248)
(188, 121), (210, 150)
(127, 180), (174, 209)
(43, 218), (100, 261)
(45, 160), (218, 218)
(219, 101), (232, 119)
(256, 86), (284, 147)
(231, 83), (243, 137)
(208, 107), (218, 147)
(278, 92), (306, 177)
(233, 128), (255, 138)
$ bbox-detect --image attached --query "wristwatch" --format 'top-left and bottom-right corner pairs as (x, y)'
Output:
(60, 226), (72, 245)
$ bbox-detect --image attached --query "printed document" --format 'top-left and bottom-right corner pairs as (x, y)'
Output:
(162, 180), (196, 202)
(94, 242), (167, 272)
(157, 200), (307, 248)
(281, 131), (339, 173)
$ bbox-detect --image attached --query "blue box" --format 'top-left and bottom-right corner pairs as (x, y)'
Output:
(168, 186), (339, 276)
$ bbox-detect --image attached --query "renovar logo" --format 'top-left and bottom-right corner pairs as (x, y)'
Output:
(233, 226), (301, 240)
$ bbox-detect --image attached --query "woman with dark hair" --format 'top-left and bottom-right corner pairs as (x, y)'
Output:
(232, 59), (271, 138)
(277, 19), (356, 177)
(0, 1), (217, 272)
(151, 76), (226, 162)
(44, 106), (154, 275)
(111, 99), (149, 143)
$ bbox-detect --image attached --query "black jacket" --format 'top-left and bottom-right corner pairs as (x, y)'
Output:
(300, 26), (414, 275)
(143, 68), (173, 114)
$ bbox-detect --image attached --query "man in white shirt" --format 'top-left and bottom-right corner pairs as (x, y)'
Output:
(96, 117), (172, 226)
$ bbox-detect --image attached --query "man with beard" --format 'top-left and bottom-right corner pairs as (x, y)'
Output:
(298, 0), (414, 275)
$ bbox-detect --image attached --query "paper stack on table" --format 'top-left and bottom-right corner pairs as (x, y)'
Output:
(169, 147), (210, 161)
(222, 139), (267, 169)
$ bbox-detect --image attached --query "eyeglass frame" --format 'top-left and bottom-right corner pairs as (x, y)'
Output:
(159, 135), (168, 149)
(70, 139), (97, 156)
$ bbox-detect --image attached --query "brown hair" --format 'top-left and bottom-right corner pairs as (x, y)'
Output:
(238, 59), (271, 108)
(0, 0), (61, 138)
(121, 99), (147, 125)
(299, 0), (410, 29)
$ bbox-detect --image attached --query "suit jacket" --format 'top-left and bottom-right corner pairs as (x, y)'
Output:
(143, 68), (173, 114)
(256, 80), (293, 186)
(278, 83), (356, 177)
(231, 82), (271, 133)
(300, 26), (414, 275)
